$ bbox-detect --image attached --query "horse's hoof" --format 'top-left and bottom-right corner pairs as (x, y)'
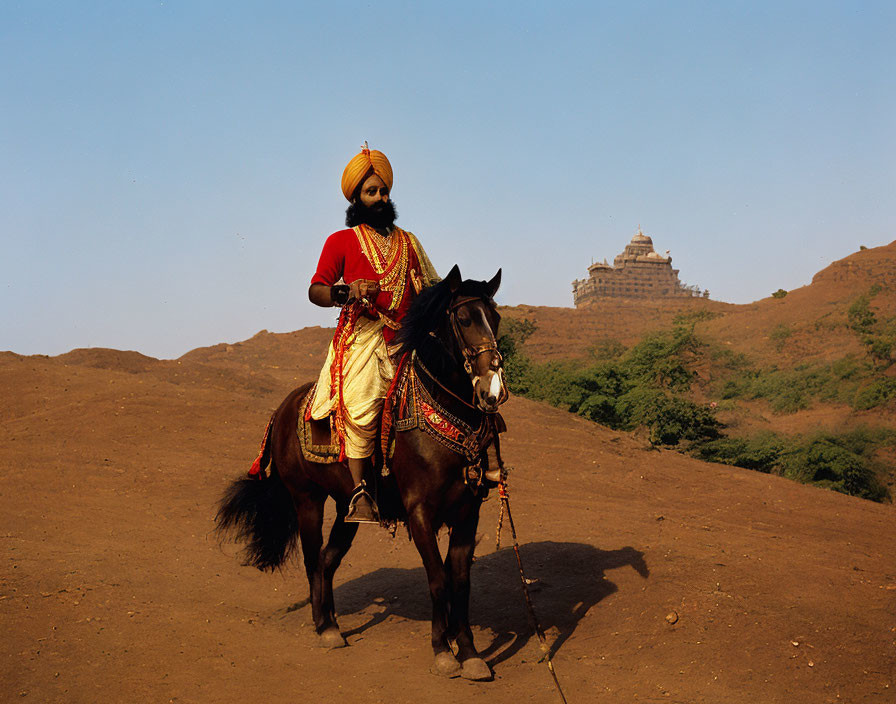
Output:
(318, 627), (347, 649)
(430, 651), (461, 677)
(460, 657), (492, 681)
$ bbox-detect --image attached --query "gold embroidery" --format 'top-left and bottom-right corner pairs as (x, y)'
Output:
(353, 225), (411, 312)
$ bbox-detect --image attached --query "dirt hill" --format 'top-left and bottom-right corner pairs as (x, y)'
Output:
(504, 240), (896, 367)
(701, 241), (896, 367)
(503, 243), (896, 450)
(499, 298), (736, 362)
(3, 255), (896, 702)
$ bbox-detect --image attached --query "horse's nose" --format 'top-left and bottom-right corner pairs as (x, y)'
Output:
(488, 372), (503, 402)
(477, 371), (502, 410)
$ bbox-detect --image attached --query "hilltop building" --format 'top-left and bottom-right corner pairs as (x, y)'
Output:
(572, 228), (706, 307)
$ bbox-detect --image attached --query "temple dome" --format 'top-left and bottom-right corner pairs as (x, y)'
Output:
(631, 228), (653, 245)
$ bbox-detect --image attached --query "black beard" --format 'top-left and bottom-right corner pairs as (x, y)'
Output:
(345, 200), (398, 229)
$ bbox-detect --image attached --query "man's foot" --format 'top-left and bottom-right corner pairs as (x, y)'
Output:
(346, 485), (379, 524)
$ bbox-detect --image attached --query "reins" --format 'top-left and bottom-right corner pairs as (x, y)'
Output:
(414, 352), (480, 412)
(493, 431), (569, 703)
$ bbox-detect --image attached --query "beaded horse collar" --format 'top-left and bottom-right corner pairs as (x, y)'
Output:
(386, 352), (495, 466)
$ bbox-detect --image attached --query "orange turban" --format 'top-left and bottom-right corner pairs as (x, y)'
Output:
(340, 143), (393, 201)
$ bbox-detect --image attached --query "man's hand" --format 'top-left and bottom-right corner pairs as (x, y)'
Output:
(348, 279), (380, 307)
(307, 280), (380, 308)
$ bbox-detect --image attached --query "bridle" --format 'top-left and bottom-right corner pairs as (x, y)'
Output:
(445, 295), (509, 410)
(447, 296), (502, 373)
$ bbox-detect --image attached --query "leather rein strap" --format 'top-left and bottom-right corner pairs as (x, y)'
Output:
(415, 354), (479, 411)
(447, 295), (504, 377)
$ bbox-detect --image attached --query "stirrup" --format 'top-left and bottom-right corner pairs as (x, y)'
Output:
(346, 484), (380, 524)
(483, 464), (510, 485)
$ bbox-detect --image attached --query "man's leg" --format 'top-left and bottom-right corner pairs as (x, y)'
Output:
(345, 455), (379, 523)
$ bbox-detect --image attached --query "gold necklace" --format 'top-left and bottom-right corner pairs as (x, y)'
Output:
(367, 228), (394, 258)
(354, 225), (410, 311)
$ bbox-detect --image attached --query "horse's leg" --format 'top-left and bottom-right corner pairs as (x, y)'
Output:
(446, 503), (491, 680)
(316, 512), (359, 648)
(407, 507), (459, 677)
(293, 490), (335, 646)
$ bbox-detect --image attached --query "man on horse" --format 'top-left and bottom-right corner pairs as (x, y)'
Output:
(307, 144), (439, 523)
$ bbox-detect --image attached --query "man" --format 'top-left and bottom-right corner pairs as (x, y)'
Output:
(308, 144), (439, 523)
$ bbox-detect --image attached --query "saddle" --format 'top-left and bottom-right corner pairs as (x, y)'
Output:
(297, 387), (341, 464)
(295, 384), (408, 468)
(296, 355), (506, 489)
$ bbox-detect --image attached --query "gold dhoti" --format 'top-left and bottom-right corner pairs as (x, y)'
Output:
(309, 315), (395, 459)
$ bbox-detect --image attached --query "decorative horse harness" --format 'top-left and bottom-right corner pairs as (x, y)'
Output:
(381, 295), (509, 491)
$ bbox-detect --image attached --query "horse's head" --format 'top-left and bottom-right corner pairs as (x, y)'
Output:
(443, 265), (508, 413)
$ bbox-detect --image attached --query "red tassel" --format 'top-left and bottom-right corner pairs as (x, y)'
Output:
(249, 453), (263, 477)
(247, 416), (273, 479)
(380, 352), (410, 459)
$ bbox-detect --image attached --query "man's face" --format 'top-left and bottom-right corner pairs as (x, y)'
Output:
(345, 173), (397, 229)
(357, 174), (390, 210)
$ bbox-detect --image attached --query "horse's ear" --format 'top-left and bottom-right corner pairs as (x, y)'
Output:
(486, 268), (502, 298)
(445, 264), (462, 293)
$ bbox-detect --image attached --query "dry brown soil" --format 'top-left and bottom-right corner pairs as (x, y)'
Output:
(2, 330), (895, 704)
(3, 243), (896, 702)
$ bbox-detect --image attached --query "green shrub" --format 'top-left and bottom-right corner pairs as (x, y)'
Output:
(769, 324), (792, 351)
(722, 363), (862, 412)
(577, 391), (622, 426)
(720, 377), (747, 400)
(709, 345), (750, 370)
(616, 387), (721, 445)
(867, 336), (894, 364)
(845, 288), (895, 367)
(848, 292), (877, 335)
(693, 428), (892, 502)
(672, 310), (720, 326)
(772, 289), (788, 299)
(779, 432), (890, 501)
(497, 317), (536, 360)
(624, 327), (698, 391)
(768, 386), (811, 413)
(588, 338), (626, 361)
(692, 433), (785, 472)
(500, 322), (718, 447)
(498, 317), (537, 394)
(852, 378), (896, 410)
(831, 356), (862, 380)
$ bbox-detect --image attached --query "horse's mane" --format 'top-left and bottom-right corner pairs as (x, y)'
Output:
(393, 277), (495, 359)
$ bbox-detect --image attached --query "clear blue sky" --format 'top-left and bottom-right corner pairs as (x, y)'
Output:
(2, 1), (894, 358)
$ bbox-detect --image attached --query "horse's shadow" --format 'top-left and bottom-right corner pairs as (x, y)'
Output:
(326, 541), (649, 665)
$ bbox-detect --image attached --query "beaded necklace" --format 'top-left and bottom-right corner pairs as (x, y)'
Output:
(353, 224), (411, 312)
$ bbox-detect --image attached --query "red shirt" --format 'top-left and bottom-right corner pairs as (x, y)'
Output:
(311, 228), (422, 343)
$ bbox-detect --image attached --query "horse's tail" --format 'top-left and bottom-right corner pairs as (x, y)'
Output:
(215, 416), (299, 572)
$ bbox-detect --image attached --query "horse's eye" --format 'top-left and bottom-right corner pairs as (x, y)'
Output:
(458, 315), (472, 328)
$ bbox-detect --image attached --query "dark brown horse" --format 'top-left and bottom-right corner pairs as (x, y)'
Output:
(216, 265), (506, 680)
